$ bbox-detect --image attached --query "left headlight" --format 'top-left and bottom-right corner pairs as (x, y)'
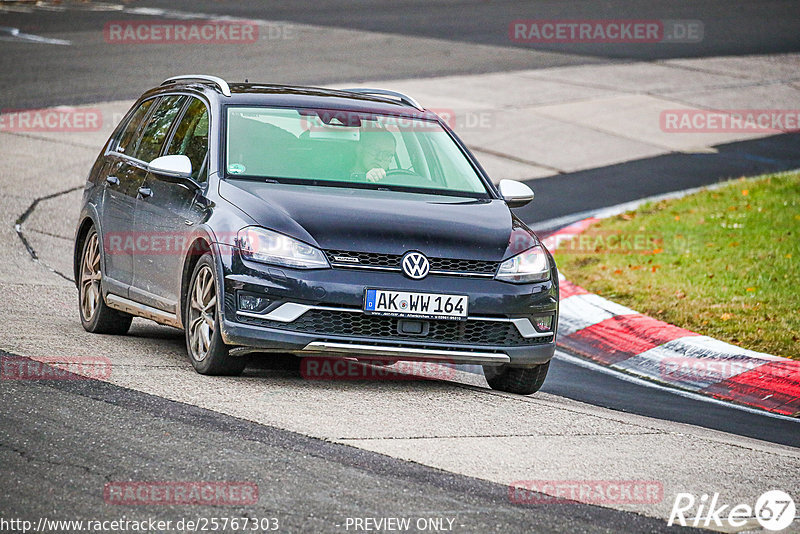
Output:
(236, 227), (330, 269)
(495, 245), (550, 283)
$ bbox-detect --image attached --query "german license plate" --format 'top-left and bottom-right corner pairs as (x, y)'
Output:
(364, 289), (468, 321)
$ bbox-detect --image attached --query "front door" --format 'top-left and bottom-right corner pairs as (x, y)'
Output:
(131, 96), (210, 313)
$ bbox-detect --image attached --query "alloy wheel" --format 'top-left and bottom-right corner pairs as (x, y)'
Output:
(188, 265), (217, 362)
(80, 232), (102, 322)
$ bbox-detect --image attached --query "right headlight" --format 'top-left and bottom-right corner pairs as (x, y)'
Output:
(236, 226), (330, 269)
(495, 245), (550, 283)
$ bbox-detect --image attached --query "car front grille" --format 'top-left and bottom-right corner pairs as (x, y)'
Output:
(237, 309), (552, 347)
(324, 250), (499, 276)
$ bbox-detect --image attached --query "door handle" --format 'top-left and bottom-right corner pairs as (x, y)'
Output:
(106, 176), (120, 186)
(138, 187), (152, 199)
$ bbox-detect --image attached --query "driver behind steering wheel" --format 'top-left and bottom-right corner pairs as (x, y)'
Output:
(351, 129), (397, 183)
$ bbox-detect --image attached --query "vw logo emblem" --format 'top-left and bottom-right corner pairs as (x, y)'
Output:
(401, 251), (430, 279)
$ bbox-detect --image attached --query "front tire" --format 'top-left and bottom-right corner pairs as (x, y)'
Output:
(78, 228), (133, 335)
(185, 253), (246, 376)
(483, 362), (550, 395)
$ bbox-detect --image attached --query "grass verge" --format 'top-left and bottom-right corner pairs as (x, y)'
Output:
(553, 171), (800, 360)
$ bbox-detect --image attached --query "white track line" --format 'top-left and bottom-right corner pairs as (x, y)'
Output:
(0, 26), (71, 45)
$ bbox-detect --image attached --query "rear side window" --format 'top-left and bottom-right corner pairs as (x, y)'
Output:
(166, 97), (210, 182)
(115, 99), (154, 154)
(131, 95), (186, 163)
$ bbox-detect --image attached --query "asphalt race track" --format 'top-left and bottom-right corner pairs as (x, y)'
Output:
(1, 1), (799, 532)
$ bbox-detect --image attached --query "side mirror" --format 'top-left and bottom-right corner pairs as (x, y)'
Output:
(148, 154), (192, 177)
(147, 155), (201, 190)
(499, 179), (534, 208)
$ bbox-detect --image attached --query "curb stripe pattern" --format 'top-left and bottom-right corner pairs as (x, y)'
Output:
(565, 315), (697, 366)
(547, 219), (800, 417)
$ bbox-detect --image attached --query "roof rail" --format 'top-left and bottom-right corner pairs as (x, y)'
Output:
(342, 88), (424, 111)
(161, 75), (231, 97)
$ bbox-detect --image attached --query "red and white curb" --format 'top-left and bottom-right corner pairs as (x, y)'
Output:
(544, 219), (800, 418)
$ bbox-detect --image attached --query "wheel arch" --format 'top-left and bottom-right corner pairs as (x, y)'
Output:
(74, 215), (98, 288)
(179, 236), (213, 328)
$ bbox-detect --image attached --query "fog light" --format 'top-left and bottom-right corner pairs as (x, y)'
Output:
(238, 292), (272, 313)
(531, 315), (553, 332)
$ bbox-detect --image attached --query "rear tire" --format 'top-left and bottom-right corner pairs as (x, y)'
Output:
(185, 253), (246, 376)
(483, 362), (550, 395)
(78, 228), (133, 335)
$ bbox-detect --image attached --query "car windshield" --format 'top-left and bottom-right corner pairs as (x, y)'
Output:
(224, 106), (489, 196)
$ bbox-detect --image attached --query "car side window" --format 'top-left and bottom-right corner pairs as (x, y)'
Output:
(115, 99), (155, 154)
(166, 97), (210, 183)
(131, 95), (186, 163)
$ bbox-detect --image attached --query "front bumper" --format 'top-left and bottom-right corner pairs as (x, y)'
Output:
(216, 245), (559, 367)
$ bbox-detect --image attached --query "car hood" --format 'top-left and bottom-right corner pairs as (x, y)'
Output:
(219, 180), (517, 260)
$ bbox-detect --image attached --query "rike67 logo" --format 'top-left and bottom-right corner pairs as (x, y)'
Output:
(669, 490), (796, 531)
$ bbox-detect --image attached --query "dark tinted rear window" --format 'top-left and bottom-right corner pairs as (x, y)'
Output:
(116, 99), (155, 155)
(132, 95), (186, 162)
